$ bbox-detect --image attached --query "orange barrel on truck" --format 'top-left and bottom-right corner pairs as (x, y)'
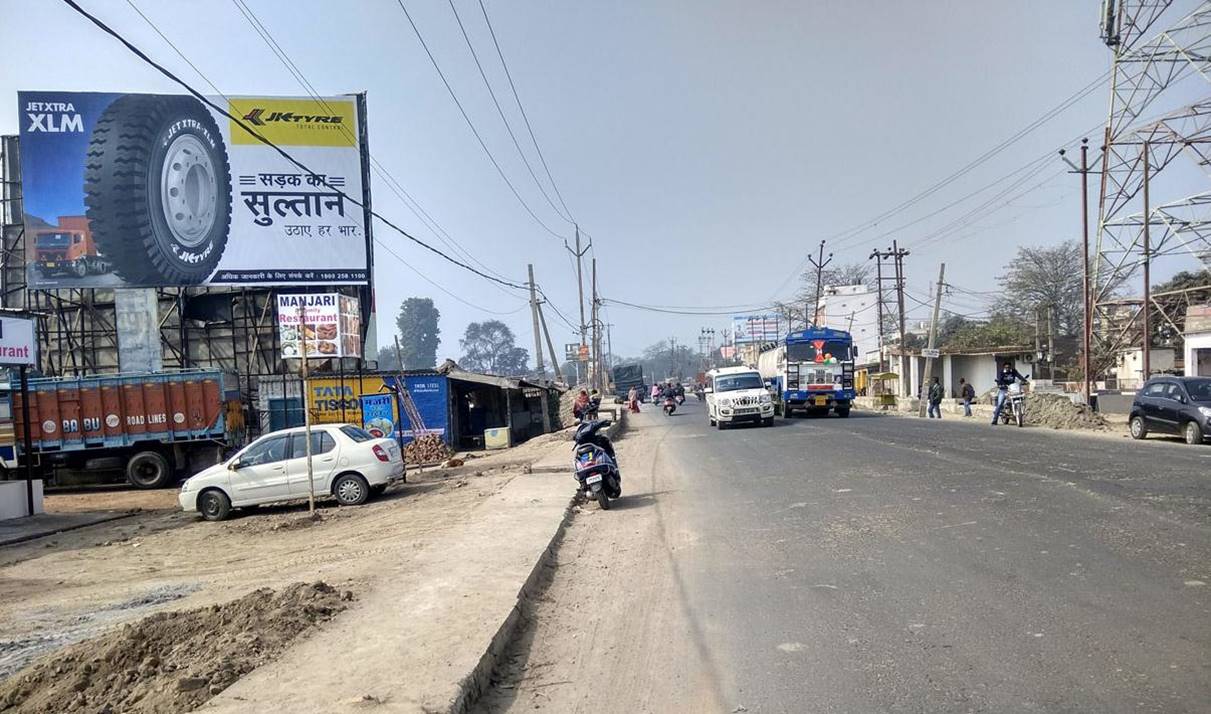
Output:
(12, 370), (242, 489)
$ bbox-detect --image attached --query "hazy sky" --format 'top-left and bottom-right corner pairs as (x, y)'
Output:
(2, 0), (1206, 362)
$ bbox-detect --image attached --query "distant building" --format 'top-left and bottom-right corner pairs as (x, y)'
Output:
(815, 284), (879, 356)
(1112, 348), (1177, 388)
(1184, 304), (1211, 377)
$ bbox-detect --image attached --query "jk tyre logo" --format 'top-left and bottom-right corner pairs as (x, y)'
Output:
(229, 98), (356, 146)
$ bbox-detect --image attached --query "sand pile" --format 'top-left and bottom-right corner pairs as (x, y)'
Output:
(1024, 393), (1109, 430)
(0, 582), (350, 714)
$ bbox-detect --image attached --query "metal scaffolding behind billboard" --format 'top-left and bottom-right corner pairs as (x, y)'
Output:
(1093, 1), (1211, 373)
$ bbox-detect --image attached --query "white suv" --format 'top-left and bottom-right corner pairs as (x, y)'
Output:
(706, 367), (775, 428)
(179, 424), (406, 521)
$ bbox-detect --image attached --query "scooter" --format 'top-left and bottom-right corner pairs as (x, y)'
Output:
(663, 396), (677, 416)
(572, 419), (621, 510)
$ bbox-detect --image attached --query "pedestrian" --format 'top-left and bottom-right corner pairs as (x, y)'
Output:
(627, 386), (640, 414)
(572, 389), (590, 421)
(927, 376), (943, 419)
(959, 377), (975, 417)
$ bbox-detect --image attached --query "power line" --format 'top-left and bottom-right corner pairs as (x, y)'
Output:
(394, 0), (571, 241)
(770, 71), (1111, 296)
(225, 0), (525, 294)
(602, 298), (780, 316)
(476, 0), (574, 221)
(374, 236), (528, 316)
(60, 0), (532, 294)
(446, 0), (572, 224)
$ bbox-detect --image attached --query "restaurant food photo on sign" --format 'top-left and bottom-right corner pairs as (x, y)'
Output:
(16, 91), (371, 288)
(276, 293), (362, 359)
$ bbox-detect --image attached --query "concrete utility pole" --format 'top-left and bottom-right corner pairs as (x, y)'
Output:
(527, 264), (545, 377)
(565, 225), (591, 384)
(535, 301), (564, 383)
(590, 257), (601, 390)
(298, 305), (316, 515)
(870, 250), (887, 372)
(1141, 141), (1152, 380)
(870, 243), (909, 389)
(1047, 304), (1056, 379)
(918, 263), (945, 418)
(806, 240), (833, 327)
(1060, 139), (1095, 403)
(893, 241), (909, 395)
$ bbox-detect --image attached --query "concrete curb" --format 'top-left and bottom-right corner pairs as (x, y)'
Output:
(450, 408), (626, 713)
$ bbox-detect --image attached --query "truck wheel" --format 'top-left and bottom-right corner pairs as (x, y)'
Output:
(198, 489), (232, 521)
(126, 450), (173, 489)
(85, 95), (231, 285)
(836, 407), (851, 418)
(71, 260), (87, 278)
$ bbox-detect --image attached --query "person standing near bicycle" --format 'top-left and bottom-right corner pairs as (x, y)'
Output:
(990, 362), (1028, 425)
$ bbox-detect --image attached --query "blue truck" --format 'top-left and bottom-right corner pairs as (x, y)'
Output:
(756, 327), (855, 417)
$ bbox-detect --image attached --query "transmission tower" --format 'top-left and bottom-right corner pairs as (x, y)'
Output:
(1093, 1), (1211, 377)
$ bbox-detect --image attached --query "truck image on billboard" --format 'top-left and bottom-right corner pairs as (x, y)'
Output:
(16, 91), (371, 288)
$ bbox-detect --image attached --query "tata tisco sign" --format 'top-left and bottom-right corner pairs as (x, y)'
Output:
(16, 91), (370, 288)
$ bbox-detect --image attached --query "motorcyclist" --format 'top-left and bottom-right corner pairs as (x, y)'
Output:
(990, 362), (1028, 425)
(660, 381), (678, 401)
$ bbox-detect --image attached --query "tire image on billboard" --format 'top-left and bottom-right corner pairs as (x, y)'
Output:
(84, 95), (232, 285)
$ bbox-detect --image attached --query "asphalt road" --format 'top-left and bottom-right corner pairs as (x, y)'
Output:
(488, 400), (1211, 713)
(658, 401), (1211, 712)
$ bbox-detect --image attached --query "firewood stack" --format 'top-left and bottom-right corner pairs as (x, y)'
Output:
(404, 433), (452, 464)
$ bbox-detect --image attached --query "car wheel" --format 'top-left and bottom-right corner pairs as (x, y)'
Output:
(1130, 416), (1148, 440)
(198, 489), (231, 521)
(762, 417), (774, 427)
(333, 473), (370, 506)
(1184, 421), (1204, 445)
(126, 450), (172, 489)
(85, 95), (231, 285)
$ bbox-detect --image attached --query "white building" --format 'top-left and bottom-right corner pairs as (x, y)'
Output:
(1112, 348), (1176, 388)
(1185, 304), (1211, 377)
(816, 284), (879, 356)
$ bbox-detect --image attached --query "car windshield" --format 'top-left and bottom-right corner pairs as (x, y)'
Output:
(715, 373), (763, 392)
(1185, 378), (1211, 401)
(787, 340), (851, 363)
(340, 425), (374, 442)
(37, 232), (71, 248)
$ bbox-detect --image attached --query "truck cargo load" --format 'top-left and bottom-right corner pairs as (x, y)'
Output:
(4, 370), (242, 488)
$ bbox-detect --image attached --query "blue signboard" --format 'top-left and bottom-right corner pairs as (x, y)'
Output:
(360, 393), (396, 439)
(380, 375), (450, 444)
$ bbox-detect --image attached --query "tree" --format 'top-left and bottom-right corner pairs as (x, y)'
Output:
(943, 316), (1032, 351)
(1151, 270), (1211, 348)
(395, 297), (441, 369)
(376, 346), (400, 371)
(795, 261), (873, 308)
(993, 241), (1084, 338)
(460, 320), (530, 375)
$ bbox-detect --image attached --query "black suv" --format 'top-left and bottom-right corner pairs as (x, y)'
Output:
(1129, 376), (1211, 445)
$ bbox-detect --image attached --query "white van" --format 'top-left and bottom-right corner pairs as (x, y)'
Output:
(705, 366), (775, 428)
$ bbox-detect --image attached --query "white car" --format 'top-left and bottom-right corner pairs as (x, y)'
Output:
(179, 424), (406, 521)
(705, 366), (775, 428)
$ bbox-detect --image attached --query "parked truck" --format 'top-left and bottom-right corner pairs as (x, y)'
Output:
(1, 370), (243, 488)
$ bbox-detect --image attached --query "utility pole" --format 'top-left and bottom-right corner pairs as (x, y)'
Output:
(806, 240), (833, 327)
(893, 240), (909, 395)
(871, 243), (909, 390)
(590, 257), (600, 390)
(917, 263), (945, 417)
(669, 337), (677, 379)
(535, 301), (564, 383)
(1141, 141), (1152, 381)
(870, 250), (887, 372)
(298, 305), (316, 515)
(1060, 138), (1095, 403)
(565, 225), (591, 384)
(527, 264), (545, 377)
(1047, 304), (1056, 381)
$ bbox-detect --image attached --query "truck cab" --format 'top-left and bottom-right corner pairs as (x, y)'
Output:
(705, 366), (775, 429)
(781, 328), (855, 417)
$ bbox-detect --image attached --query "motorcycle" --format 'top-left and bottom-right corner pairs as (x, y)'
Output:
(572, 419), (621, 510)
(998, 381), (1027, 427)
(663, 395), (677, 416)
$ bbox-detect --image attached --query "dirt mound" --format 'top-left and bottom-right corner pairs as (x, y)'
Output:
(1025, 393), (1109, 430)
(0, 582), (350, 714)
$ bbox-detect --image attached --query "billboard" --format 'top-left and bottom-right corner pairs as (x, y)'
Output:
(0, 316), (36, 366)
(308, 374), (450, 443)
(276, 293), (363, 359)
(16, 91), (370, 288)
(731, 314), (784, 344)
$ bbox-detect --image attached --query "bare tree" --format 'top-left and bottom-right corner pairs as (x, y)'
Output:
(993, 241), (1083, 338)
